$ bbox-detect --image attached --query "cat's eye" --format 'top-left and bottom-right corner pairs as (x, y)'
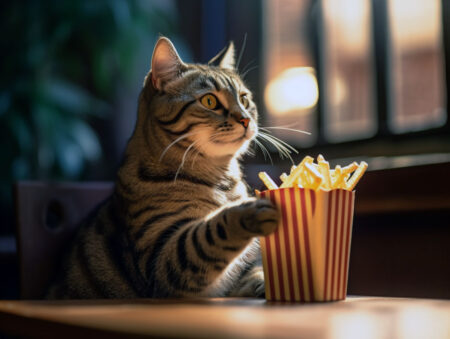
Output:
(240, 94), (249, 108)
(200, 94), (219, 110)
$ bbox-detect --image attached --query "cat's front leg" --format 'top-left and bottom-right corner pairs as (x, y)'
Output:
(152, 198), (279, 297)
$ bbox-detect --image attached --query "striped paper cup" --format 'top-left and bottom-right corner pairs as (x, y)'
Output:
(256, 187), (355, 302)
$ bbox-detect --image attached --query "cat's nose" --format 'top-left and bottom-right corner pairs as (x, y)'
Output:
(232, 112), (250, 129)
(239, 118), (250, 128)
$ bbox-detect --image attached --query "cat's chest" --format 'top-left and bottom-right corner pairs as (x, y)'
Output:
(212, 180), (249, 205)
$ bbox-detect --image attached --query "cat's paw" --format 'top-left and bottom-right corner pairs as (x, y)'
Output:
(230, 266), (266, 298)
(239, 198), (279, 236)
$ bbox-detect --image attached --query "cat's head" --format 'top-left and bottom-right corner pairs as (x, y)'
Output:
(141, 37), (258, 160)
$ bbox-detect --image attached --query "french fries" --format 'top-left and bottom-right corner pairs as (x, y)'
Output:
(258, 171), (279, 190)
(280, 156), (313, 188)
(258, 155), (368, 191)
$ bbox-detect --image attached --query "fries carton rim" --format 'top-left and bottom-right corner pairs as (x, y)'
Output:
(256, 187), (356, 194)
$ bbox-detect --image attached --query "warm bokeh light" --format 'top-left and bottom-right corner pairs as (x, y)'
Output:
(330, 75), (348, 108)
(389, 0), (442, 52)
(322, 0), (370, 56)
(264, 67), (319, 116)
(397, 305), (449, 339)
(329, 311), (383, 339)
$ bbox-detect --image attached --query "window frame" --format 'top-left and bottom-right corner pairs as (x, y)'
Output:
(308, 0), (450, 159)
(257, 0), (450, 164)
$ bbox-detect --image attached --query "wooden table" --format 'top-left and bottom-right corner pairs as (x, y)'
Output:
(0, 297), (449, 339)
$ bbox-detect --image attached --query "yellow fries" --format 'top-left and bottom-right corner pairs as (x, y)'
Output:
(318, 158), (332, 189)
(258, 155), (368, 191)
(258, 171), (279, 190)
(342, 162), (358, 175)
(345, 161), (368, 190)
(304, 162), (323, 190)
(280, 156), (313, 188)
(331, 165), (345, 189)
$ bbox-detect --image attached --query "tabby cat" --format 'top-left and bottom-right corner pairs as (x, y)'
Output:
(46, 37), (280, 299)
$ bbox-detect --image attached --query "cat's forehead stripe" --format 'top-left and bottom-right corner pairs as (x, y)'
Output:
(165, 66), (246, 102)
(206, 76), (220, 91)
(208, 72), (239, 97)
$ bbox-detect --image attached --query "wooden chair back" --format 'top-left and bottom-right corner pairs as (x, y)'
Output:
(14, 181), (114, 299)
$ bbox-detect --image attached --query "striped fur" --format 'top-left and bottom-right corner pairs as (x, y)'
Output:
(46, 37), (279, 299)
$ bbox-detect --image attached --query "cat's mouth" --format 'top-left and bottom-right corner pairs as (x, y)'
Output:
(193, 124), (256, 158)
(211, 136), (243, 145)
(213, 127), (255, 144)
(227, 134), (246, 144)
(234, 128), (255, 143)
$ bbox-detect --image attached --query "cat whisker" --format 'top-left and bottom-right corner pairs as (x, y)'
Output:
(261, 120), (305, 129)
(244, 142), (256, 157)
(190, 147), (203, 169)
(257, 132), (295, 164)
(254, 139), (273, 165)
(240, 59), (256, 78)
(251, 140), (264, 160)
(190, 130), (222, 169)
(258, 133), (291, 156)
(257, 133), (289, 160)
(259, 130), (299, 154)
(260, 126), (311, 135)
(160, 125), (213, 163)
(263, 135), (296, 164)
(241, 64), (258, 80)
(236, 33), (247, 71)
(159, 132), (197, 162)
(174, 141), (197, 182)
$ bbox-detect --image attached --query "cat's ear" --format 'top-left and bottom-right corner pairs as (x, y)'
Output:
(150, 37), (186, 90)
(208, 41), (235, 70)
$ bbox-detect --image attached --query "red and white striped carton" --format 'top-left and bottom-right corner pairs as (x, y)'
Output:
(256, 187), (355, 302)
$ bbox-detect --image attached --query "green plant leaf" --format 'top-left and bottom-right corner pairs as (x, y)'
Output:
(68, 119), (101, 161)
(41, 77), (108, 117)
(55, 135), (84, 178)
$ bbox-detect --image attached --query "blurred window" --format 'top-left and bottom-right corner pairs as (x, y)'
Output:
(321, 0), (376, 142)
(387, 0), (446, 133)
(263, 0), (448, 149)
(263, 0), (317, 147)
